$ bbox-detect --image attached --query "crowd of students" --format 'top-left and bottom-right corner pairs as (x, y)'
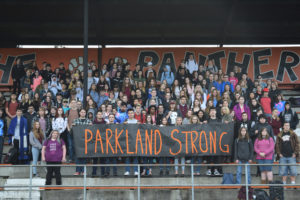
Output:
(0, 55), (299, 186)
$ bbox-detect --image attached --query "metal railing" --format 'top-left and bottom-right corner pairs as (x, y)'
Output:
(0, 163), (299, 200)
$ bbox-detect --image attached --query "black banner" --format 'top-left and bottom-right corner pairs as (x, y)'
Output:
(72, 123), (234, 158)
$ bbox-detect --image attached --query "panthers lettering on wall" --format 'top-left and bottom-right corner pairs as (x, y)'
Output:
(0, 47), (300, 85)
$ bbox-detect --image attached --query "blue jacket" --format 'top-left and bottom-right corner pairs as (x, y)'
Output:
(8, 116), (28, 161)
(115, 111), (128, 124)
(90, 90), (100, 106)
(213, 81), (223, 92)
(221, 81), (234, 95)
(97, 95), (108, 108)
(160, 65), (174, 86)
(0, 119), (4, 137)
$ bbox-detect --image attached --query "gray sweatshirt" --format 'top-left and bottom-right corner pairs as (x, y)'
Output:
(29, 131), (44, 149)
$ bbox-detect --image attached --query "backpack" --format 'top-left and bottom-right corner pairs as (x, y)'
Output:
(269, 181), (284, 200)
(4, 147), (18, 164)
(254, 189), (270, 200)
(237, 186), (254, 200)
(221, 173), (235, 184)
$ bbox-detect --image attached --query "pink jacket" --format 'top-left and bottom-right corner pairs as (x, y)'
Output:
(31, 76), (42, 92)
(254, 138), (275, 160)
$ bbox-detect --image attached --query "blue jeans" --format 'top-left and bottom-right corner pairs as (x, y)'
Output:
(236, 161), (251, 184)
(105, 158), (117, 175)
(75, 158), (87, 173)
(159, 157), (170, 171)
(67, 133), (74, 161)
(257, 159), (273, 172)
(125, 157), (138, 173)
(279, 157), (297, 176)
(31, 147), (40, 175)
(192, 157), (202, 173)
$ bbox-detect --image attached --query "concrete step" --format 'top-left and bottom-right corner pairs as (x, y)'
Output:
(0, 191), (40, 200)
(1, 162), (300, 178)
(0, 177), (299, 200)
(40, 188), (300, 200)
(5, 178), (45, 190)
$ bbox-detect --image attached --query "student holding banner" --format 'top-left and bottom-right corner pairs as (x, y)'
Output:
(103, 113), (118, 176)
(73, 109), (92, 176)
(190, 115), (202, 176)
(174, 116), (185, 176)
(124, 109), (139, 176)
(159, 117), (170, 176)
(206, 107), (222, 176)
(92, 111), (106, 176)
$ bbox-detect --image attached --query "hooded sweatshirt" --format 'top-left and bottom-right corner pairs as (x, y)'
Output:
(160, 65), (174, 86)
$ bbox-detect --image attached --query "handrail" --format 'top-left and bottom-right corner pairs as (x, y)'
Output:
(0, 163), (299, 200)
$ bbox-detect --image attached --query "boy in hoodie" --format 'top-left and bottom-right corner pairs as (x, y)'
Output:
(160, 64), (174, 87)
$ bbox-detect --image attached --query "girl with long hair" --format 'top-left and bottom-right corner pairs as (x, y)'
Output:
(234, 127), (253, 184)
(29, 121), (45, 177)
(254, 128), (275, 184)
(52, 107), (68, 148)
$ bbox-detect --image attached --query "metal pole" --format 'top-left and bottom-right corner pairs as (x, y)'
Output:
(191, 164), (195, 200)
(245, 163), (249, 200)
(83, 0), (89, 108)
(29, 165), (33, 199)
(137, 164), (141, 200)
(83, 165), (87, 200)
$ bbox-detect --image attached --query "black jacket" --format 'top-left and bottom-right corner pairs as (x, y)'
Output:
(234, 138), (254, 162)
(250, 122), (274, 141)
(280, 108), (299, 130)
(11, 64), (25, 80)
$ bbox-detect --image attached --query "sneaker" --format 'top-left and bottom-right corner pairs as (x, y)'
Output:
(134, 171), (139, 176)
(73, 172), (80, 176)
(206, 169), (212, 176)
(214, 169), (220, 176)
(124, 171), (130, 176)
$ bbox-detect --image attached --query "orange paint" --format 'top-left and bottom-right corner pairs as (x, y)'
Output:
(135, 129), (144, 154)
(219, 132), (229, 153)
(169, 129), (181, 155)
(105, 129), (115, 154)
(209, 131), (217, 154)
(85, 129), (93, 154)
(145, 129), (153, 155)
(115, 128), (124, 154)
(154, 129), (162, 155)
(199, 131), (208, 153)
(190, 131), (198, 154)
(95, 129), (104, 153)
(126, 130), (134, 154)
(182, 131), (190, 154)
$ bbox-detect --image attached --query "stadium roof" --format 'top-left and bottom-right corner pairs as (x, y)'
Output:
(1, 0), (300, 47)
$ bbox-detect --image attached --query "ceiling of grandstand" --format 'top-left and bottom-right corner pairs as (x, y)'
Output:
(1, 0), (300, 47)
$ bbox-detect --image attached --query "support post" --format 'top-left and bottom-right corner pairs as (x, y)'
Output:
(83, 0), (89, 108)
